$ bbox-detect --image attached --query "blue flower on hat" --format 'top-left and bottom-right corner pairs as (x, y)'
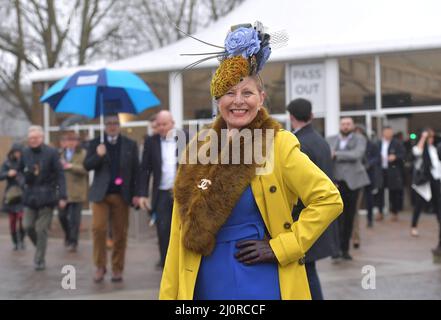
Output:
(225, 27), (261, 58)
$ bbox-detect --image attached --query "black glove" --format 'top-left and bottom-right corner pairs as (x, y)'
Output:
(234, 239), (277, 265)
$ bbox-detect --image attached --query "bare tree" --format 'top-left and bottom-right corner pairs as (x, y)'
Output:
(0, 0), (245, 122)
(115, 0), (245, 53)
(77, 0), (122, 65)
(0, 0), (77, 119)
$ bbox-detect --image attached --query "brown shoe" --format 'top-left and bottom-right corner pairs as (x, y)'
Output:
(391, 214), (399, 222)
(94, 267), (106, 283)
(111, 271), (123, 283)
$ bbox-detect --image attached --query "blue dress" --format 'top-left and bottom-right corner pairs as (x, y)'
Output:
(194, 186), (281, 300)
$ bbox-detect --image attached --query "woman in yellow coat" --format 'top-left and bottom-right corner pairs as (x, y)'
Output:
(159, 22), (343, 300)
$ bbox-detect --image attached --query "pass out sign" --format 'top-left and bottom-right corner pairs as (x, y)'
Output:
(288, 63), (325, 115)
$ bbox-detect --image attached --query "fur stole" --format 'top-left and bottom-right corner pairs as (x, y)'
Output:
(173, 108), (281, 256)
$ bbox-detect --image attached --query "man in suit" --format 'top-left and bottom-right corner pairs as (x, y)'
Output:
(139, 110), (181, 269)
(376, 126), (406, 222)
(287, 98), (340, 300)
(84, 114), (140, 283)
(327, 117), (370, 260)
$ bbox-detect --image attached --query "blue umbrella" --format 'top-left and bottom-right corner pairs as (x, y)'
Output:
(40, 68), (160, 142)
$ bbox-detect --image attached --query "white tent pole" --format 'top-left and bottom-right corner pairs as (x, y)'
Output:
(169, 72), (183, 129)
(285, 63), (291, 131)
(375, 55), (383, 134)
(324, 58), (340, 137)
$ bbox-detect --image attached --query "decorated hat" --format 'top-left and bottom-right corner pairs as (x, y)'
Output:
(208, 22), (270, 99)
(180, 21), (287, 99)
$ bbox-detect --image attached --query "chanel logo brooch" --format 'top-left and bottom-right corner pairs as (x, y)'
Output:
(197, 179), (212, 190)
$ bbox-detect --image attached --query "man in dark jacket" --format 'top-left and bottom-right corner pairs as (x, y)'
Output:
(138, 110), (185, 269)
(377, 126), (406, 221)
(84, 115), (140, 283)
(20, 126), (67, 271)
(355, 125), (382, 228)
(287, 98), (340, 300)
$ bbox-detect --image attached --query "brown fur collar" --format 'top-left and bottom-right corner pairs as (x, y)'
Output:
(173, 108), (281, 256)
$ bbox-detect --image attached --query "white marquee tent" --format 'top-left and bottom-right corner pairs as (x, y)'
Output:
(29, 0), (441, 137)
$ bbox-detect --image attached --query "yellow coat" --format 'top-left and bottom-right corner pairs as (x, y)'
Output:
(159, 130), (343, 300)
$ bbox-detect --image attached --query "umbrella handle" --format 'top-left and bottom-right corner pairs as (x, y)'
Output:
(100, 114), (104, 144)
(100, 90), (104, 144)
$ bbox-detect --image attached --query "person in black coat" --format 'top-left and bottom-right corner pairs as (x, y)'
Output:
(0, 144), (25, 250)
(355, 125), (382, 228)
(287, 98), (340, 300)
(84, 114), (140, 283)
(138, 110), (187, 269)
(377, 126), (406, 221)
(20, 126), (67, 271)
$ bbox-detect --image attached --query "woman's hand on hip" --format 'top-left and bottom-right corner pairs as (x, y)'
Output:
(234, 239), (277, 265)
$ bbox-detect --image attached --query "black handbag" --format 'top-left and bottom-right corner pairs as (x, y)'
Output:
(413, 167), (430, 186)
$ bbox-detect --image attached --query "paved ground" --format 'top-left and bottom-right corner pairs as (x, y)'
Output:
(0, 210), (440, 300)
(0, 210), (162, 300)
(317, 212), (441, 300)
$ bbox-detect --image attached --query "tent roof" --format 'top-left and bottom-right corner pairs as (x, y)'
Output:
(29, 0), (441, 82)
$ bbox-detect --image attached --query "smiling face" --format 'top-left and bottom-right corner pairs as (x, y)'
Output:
(217, 76), (265, 130)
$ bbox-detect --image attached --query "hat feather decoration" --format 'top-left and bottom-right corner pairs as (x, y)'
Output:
(175, 21), (289, 98)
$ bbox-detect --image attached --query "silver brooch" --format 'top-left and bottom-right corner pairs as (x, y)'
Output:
(197, 179), (212, 190)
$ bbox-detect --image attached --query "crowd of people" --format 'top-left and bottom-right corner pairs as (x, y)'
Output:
(2, 103), (440, 297)
(1, 21), (441, 300)
(0, 110), (179, 281)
